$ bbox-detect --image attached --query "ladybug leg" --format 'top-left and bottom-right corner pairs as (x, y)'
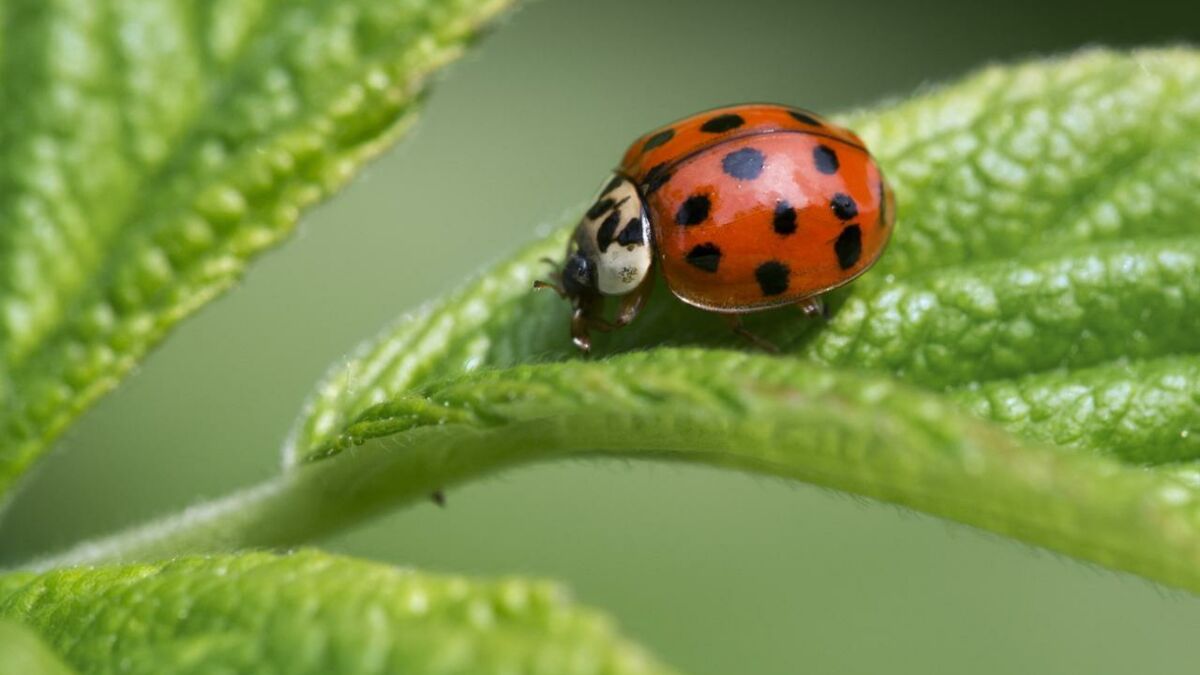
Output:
(570, 307), (594, 353)
(533, 279), (567, 299)
(579, 275), (653, 337)
(797, 295), (828, 319)
(722, 314), (780, 354)
(581, 312), (621, 334)
(613, 273), (654, 327)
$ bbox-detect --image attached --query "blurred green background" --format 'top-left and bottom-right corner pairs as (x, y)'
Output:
(3, 0), (1200, 672)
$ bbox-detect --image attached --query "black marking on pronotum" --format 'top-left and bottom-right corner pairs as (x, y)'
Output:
(685, 242), (722, 272)
(831, 193), (858, 220)
(755, 260), (790, 296)
(700, 113), (745, 133)
(789, 110), (823, 126)
(675, 194), (711, 226)
(602, 175), (624, 195)
(813, 144), (839, 174)
(722, 147), (765, 180)
(586, 198), (614, 220)
(773, 200), (797, 235)
(642, 128), (675, 153)
(642, 163), (671, 194)
(589, 195), (630, 221)
(596, 210), (622, 251)
(616, 218), (644, 247)
(835, 224), (862, 269)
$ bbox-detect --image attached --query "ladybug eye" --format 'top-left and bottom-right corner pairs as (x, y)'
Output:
(561, 253), (595, 296)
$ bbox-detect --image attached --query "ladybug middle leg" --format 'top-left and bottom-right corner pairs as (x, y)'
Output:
(721, 314), (780, 354)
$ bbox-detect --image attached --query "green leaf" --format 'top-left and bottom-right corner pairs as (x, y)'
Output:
(0, 620), (77, 675)
(286, 47), (1200, 461)
(32, 49), (1200, 593)
(0, 550), (674, 675)
(276, 47), (1200, 587)
(32, 348), (1200, 593)
(0, 0), (513, 498)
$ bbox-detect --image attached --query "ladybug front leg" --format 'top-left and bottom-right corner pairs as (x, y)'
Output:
(570, 307), (595, 353)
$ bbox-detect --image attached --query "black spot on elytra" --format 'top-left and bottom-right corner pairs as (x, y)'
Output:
(722, 147), (765, 180)
(642, 163), (671, 194)
(616, 218), (644, 247)
(773, 200), (797, 235)
(813, 145), (839, 174)
(596, 210), (622, 251)
(700, 113), (745, 133)
(642, 129), (674, 153)
(586, 198), (614, 220)
(831, 193), (858, 220)
(834, 224), (862, 269)
(685, 242), (722, 272)
(755, 260), (790, 296)
(675, 194), (710, 226)
(789, 110), (823, 126)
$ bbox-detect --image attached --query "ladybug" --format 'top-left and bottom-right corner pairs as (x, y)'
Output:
(536, 103), (895, 352)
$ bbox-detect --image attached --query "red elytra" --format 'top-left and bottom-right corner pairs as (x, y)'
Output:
(537, 103), (895, 352)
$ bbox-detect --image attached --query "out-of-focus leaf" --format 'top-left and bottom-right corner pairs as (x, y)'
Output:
(0, 619), (77, 675)
(0, 0), (513, 498)
(0, 550), (676, 675)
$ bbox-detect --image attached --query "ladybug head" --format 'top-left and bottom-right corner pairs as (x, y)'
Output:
(534, 173), (654, 352)
(532, 234), (601, 310)
(560, 250), (597, 298)
(535, 173), (653, 302)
